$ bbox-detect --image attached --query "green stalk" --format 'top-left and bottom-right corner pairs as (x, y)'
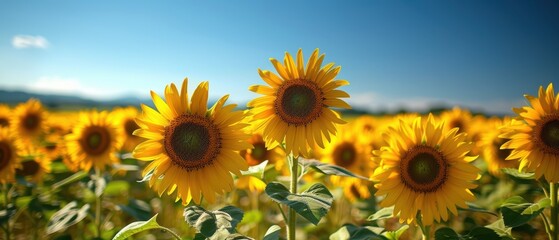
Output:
(287, 155), (299, 240)
(422, 225), (431, 240)
(551, 182), (558, 240)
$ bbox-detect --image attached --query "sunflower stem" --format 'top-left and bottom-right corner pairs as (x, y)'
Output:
(287, 155), (299, 240)
(540, 212), (552, 240)
(422, 225), (431, 240)
(551, 182), (558, 240)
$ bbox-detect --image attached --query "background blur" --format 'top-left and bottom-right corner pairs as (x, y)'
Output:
(1, 1), (558, 115)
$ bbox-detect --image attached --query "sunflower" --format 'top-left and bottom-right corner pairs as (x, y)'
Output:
(0, 127), (21, 184)
(479, 117), (518, 176)
(0, 104), (11, 128)
(248, 49), (350, 157)
(16, 146), (51, 183)
(373, 114), (479, 226)
(10, 99), (47, 145)
(132, 78), (251, 205)
(113, 107), (142, 153)
(240, 132), (286, 172)
(440, 107), (472, 135)
(65, 110), (123, 172)
(500, 83), (559, 182)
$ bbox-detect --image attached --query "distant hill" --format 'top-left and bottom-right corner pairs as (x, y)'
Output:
(0, 89), (151, 110)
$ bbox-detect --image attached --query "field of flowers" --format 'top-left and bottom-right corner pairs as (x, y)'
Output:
(0, 49), (558, 240)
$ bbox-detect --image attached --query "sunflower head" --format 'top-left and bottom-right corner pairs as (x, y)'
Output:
(440, 107), (472, 135)
(479, 117), (518, 176)
(373, 114), (479, 226)
(64, 110), (123, 172)
(112, 106), (142, 153)
(501, 83), (559, 182)
(248, 49), (350, 157)
(10, 98), (47, 144)
(133, 78), (251, 205)
(0, 127), (22, 184)
(0, 104), (11, 128)
(240, 132), (286, 172)
(15, 146), (51, 183)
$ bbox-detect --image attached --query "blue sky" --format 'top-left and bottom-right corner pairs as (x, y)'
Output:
(1, 1), (558, 114)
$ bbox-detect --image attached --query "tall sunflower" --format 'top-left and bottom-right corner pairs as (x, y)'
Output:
(479, 117), (518, 176)
(65, 110), (123, 172)
(248, 49), (350, 157)
(0, 127), (21, 184)
(133, 78), (251, 205)
(440, 107), (472, 135)
(373, 114), (479, 226)
(10, 99), (47, 144)
(113, 107), (142, 153)
(500, 83), (559, 182)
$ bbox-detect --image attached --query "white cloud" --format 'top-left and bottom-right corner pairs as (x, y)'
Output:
(12, 35), (49, 49)
(25, 76), (124, 100)
(347, 92), (521, 115)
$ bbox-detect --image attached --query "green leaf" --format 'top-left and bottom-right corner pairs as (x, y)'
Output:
(241, 160), (268, 179)
(112, 214), (179, 240)
(367, 206), (394, 222)
(329, 224), (386, 240)
(184, 205), (244, 238)
(383, 225), (409, 240)
(486, 219), (512, 238)
(87, 174), (107, 197)
(263, 225), (281, 240)
(500, 196), (543, 227)
(521, 197), (551, 215)
(501, 168), (535, 180)
(47, 202), (90, 235)
(241, 210), (263, 224)
(118, 199), (152, 221)
(435, 227), (461, 240)
(104, 180), (130, 197)
(457, 203), (498, 216)
(299, 159), (370, 180)
(466, 227), (501, 240)
(51, 171), (88, 190)
(265, 182), (333, 225)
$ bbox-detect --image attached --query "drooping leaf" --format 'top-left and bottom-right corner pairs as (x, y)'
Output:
(500, 168), (535, 180)
(299, 159), (369, 180)
(265, 182), (333, 225)
(47, 202), (90, 235)
(241, 160), (268, 179)
(263, 225), (281, 240)
(184, 205), (244, 238)
(112, 214), (179, 240)
(486, 219), (512, 238)
(367, 206), (394, 222)
(465, 227), (501, 240)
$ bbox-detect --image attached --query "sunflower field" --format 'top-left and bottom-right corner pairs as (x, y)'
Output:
(1, 49), (558, 240)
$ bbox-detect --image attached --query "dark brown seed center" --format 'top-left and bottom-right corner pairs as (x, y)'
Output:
(125, 119), (139, 137)
(0, 142), (12, 170)
(333, 142), (356, 168)
(16, 160), (40, 176)
(80, 126), (111, 155)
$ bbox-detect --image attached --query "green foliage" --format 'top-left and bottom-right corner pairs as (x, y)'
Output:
(500, 196), (547, 227)
(500, 168), (535, 180)
(434, 226), (504, 240)
(184, 205), (245, 239)
(263, 225), (281, 240)
(299, 159), (370, 180)
(104, 180), (130, 197)
(240, 160), (268, 179)
(118, 199), (152, 221)
(383, 225), (409, 240)
(366, 206), (394, 222)
(265, 182), (333, 225)
(329, 224), (386, 240)
(112, 214), (179, 240)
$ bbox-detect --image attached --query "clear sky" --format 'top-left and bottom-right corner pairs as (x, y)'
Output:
(1, 1), (558, 114)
